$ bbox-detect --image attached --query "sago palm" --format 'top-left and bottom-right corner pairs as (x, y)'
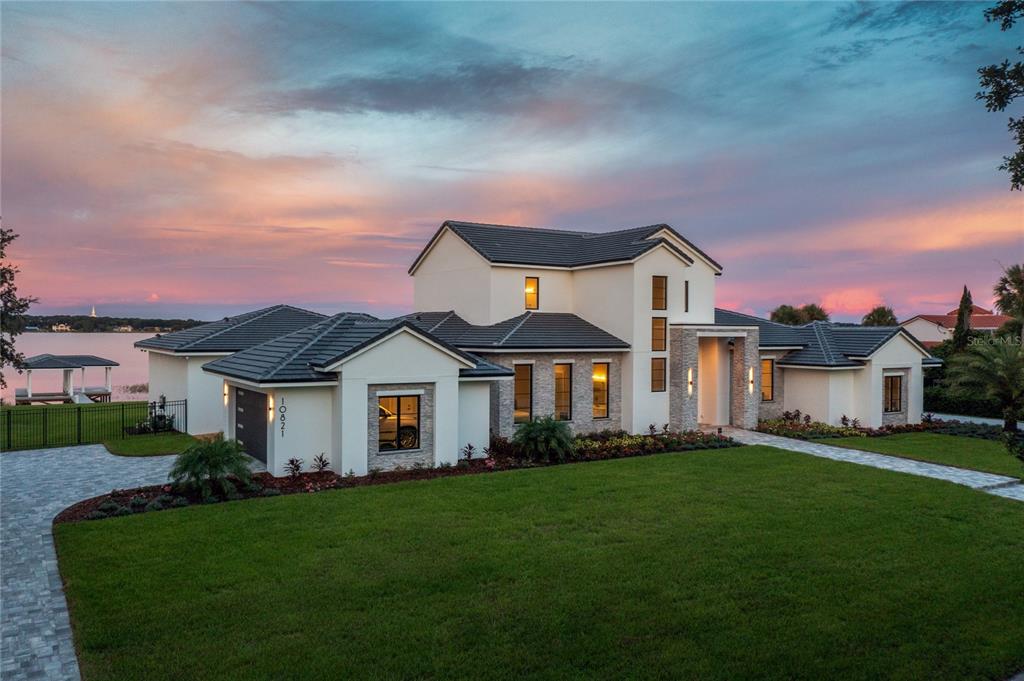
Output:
(169, 436), (253, 500)
(945, 339), (1024, 432)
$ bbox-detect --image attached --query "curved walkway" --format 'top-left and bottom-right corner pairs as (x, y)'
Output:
(723, 428), (1024, 502)
(1, 446), (177, 681)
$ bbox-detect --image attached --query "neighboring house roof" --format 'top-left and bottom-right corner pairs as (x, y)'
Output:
(409, 220), (722, 274)
(900, 306), (1012, 331)
(713, 309), (935, 368)
(203, 315), (494, 384)
(23, 354), (119, 369)
(135, 305), (332, 353)
(400, 310), (631, 351)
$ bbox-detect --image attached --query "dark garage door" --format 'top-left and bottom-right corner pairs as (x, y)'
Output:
(235, 387), (267, 463)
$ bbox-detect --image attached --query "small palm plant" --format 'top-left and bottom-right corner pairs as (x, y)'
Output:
(945, 339), (1024, 433)
(512, 416), (575, 464)
(169, 436), (253, 501)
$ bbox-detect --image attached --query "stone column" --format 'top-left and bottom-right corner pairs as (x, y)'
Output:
(669, 327), (699, 431)
(729, 328), (760, 429)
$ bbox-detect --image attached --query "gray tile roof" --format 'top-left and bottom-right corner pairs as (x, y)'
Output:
(714, 309), (934, 368)
(410, 220), (722, 273)
(134, 305), (331, 353)
(202, 315), (487, 384)
(400, 311), (630, 350)
(24, 354), (119, 369)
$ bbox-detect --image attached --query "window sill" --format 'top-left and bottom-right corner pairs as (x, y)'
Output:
(376, 448), (424, 455)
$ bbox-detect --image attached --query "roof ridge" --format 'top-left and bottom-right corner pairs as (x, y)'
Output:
(264, 313), (360, 380)
(179, 305), (287, 349)
(447, 220), (596, 237)
(497, 312), (532, 345)
(579, 224), (665, 239)
(715, 307), (790, 328)
(427, 311), (456, 333)
(811, 322), (837, 364)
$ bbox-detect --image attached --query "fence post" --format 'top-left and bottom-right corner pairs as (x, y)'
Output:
(183, 400), (188, 433)
(77, 406), (83, 444)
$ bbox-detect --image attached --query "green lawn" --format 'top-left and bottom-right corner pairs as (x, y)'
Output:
(102, 432), (196, 457)
(826, 433), (1022, 479)
(56, 446), (1024, 681)
(0, 401), (182, 451)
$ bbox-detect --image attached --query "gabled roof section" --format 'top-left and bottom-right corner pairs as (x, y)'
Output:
(135, 305), (332, 353)
(713, 309), (811, 348)
(400, 311), (630, 351)
(24, 354), (119, 369)
(900, 311), (1012, 331)
(408, 220), (721, 275)
(203, 316), (479, 385)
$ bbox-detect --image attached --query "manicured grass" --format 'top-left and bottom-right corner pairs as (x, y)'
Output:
(0, 401), (178, 450)
(56, 446), (1024, 681)
(827, 433), (1022, 479)
(102, 432), (196, 457)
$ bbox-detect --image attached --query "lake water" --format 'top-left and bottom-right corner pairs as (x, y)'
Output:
(4, 333), (153, 402)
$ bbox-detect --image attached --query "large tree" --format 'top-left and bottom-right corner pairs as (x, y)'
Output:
(977, 1), (1024, 189)
(945, 339), (1024, 432)
(861, 305), (898, 326)
(994, 263), (1024, 337)
(0, 226), (37, 391)
(951, 286), (974, 352)
(769, 303), (831, 326)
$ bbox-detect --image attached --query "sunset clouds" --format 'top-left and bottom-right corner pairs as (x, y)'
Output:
(2, 2), (1021, 320)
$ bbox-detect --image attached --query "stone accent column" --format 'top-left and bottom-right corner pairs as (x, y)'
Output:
(669, 327), (699, 431)
(729, 328), (760, 429)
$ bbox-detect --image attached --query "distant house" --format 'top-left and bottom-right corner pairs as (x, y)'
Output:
(51, 323), (72, 332)
(900, 304), (1011, 348)
(114, 325), (134, 332)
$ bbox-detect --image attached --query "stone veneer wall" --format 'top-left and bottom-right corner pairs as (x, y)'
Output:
(730, 331), (761, 429)
(668, 328), (699, 431)
(758, 351), (790, 421)
(881, 368), (910, 426)
(484, 353), (623, 438)
(366, 383), (435, 472)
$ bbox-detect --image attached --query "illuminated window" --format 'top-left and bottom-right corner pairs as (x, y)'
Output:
(761, 358), (774, 402)
(524, 277), (539, 310)
(652, 275), (667, 310)
(884, 374), (903, 413)
(592, 362), (609, 418)
(652, 317), (667, 351)
(651, 357), (666, 392)
(554, 364), (572, 421)
(514, 364), (533, 423)
(378, 395), (420, 451)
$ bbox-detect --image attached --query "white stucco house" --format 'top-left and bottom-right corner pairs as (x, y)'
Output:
(140, 220), (939, 476)
(900, 304), (1012, 348)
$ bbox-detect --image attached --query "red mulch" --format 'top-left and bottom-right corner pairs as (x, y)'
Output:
(54, 459), (494, 525)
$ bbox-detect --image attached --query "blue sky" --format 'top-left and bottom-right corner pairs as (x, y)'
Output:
(3, 1), (1021, 320)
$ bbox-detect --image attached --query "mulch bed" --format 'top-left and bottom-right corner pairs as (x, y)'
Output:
(54, 460), (494, 525)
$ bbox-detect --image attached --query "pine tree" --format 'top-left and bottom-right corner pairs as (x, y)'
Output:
(951, 285), (974, 351)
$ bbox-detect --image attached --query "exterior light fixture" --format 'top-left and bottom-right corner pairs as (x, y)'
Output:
(223, 382), (229, 406)
(748, 367), (754, 394)
(268, 395), (275, 422)
(687, 367), (694, 396)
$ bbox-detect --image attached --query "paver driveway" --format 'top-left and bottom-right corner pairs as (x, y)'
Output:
(1, 445), (176, 681)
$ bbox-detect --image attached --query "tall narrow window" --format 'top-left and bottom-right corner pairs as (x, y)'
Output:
(652, 317), (667, 351)
(554, 364), (572, 421)
(378, 395), (420, 451)
(760, 358), (774, 401)
(684, 280), (690, 313)
(592, 362), (609, 419)
(651, 357), (666, 392)
(652, 275), (667, 310)
(884, 374), (903, 413)
(514, 364), (533, 423)
(524, 277), (539, 310)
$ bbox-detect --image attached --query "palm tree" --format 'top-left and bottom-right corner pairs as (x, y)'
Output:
(800, 303), (830, 322)
(945, 339), (1024, 432)
(994, 263), (1024, 338)
(770, 304), (804, 325)
(861, 306), (898, 326)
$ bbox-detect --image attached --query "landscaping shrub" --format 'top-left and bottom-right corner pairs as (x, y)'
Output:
(98, 500), (120, 514)
(1003, 432), (1024, 465)
(512, 416), (575, 464)
(924, 385), (1003, 420)
(112, 506), (131, 517)
(758, 412), (862, 439)
(573, 430), (737, 460)
(170, 496), (189, 508)
(129, 495), (148, 510)
(484, 435), (516, 464)
(168, 436), (253, 502)
(312, 454), (330, 473)
(261, 488), (282, 497)
(284, 458), (304, 478)
(145, 499), (165, 512)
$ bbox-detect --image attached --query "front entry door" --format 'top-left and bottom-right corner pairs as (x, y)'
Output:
(234, 387), (267, 463)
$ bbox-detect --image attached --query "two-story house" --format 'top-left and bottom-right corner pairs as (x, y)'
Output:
(139, 220), (938, 477)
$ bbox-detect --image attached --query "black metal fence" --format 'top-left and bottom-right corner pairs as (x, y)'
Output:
(1, 399), (188, 451)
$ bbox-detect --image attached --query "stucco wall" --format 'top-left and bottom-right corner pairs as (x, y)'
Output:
(458, 381), (491, 458)
(147, 352), (188, 403)
(485, 352), (624, 437)
(412, 230), (492, 325)
(901, 318), (947, 345)
(782, 369), (833, 423)
(270, 386), (335, 477)
(186, 357), (228, 435)
(489, 267), (574, 323)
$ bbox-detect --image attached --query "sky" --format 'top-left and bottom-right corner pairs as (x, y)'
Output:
(2, 1), (1022, 322)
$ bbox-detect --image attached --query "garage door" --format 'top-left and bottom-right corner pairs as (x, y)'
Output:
(234, 387), (267, 463)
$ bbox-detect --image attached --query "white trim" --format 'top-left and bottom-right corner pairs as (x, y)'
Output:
(759, 346), (804, 351)
(459, 375), (514, 382)
(320, 326), (476, 371)
(776, 364), (862, 372)
(553, 359), (575, 364)
(219, 375), (338, 388)
(696, 330), (749, 338)
(883, 370), (908, 377)
(672, 323), (758, 330)
(644, 227), (723, 273)
(376, 388), (425, 397)
(486, 242), (693, 272)
(512, 359), (535, 365)
(591, 358), (613, 364)
(458, 347), (629, 353)
(140, 348), (231, 358)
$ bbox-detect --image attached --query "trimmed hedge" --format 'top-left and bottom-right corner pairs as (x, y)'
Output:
(924, 386), (1004, 420)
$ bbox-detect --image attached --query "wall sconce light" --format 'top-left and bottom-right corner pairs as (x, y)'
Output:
(268, 395), (275, 422)
(223, 382), (229, 406)
(687, 367), (694, 396)
(748, 367), (754, 394)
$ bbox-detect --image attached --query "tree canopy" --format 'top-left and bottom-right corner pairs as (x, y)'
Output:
(994, 263), (1024, 337)
(769, 303), (831, 326)
(952, 286), (974, 352)
(861, 306), (898, 326)
(977, 1), (1024, 189)
(0, 226), (37, 390)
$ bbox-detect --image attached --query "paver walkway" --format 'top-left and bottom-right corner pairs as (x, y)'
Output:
(1, 445), (177, 681)
(723, 428), (1024, 502)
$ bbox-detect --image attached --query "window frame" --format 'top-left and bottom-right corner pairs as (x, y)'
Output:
(377, 394), (421, 452)
(651, 357), (666, 392)
(652, 275), (667, 310)
(884, 374), (903, 413)
(592, 362), (610, 419)
(524, 276), (539, 310)
(514, 364), (533, 424)
(760, 358), (774, 402)
(554, 363), (572, 421)
(651, 317), (667, 352)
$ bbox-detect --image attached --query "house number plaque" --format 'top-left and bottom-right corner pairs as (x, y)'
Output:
(279, 398), (287, 437)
